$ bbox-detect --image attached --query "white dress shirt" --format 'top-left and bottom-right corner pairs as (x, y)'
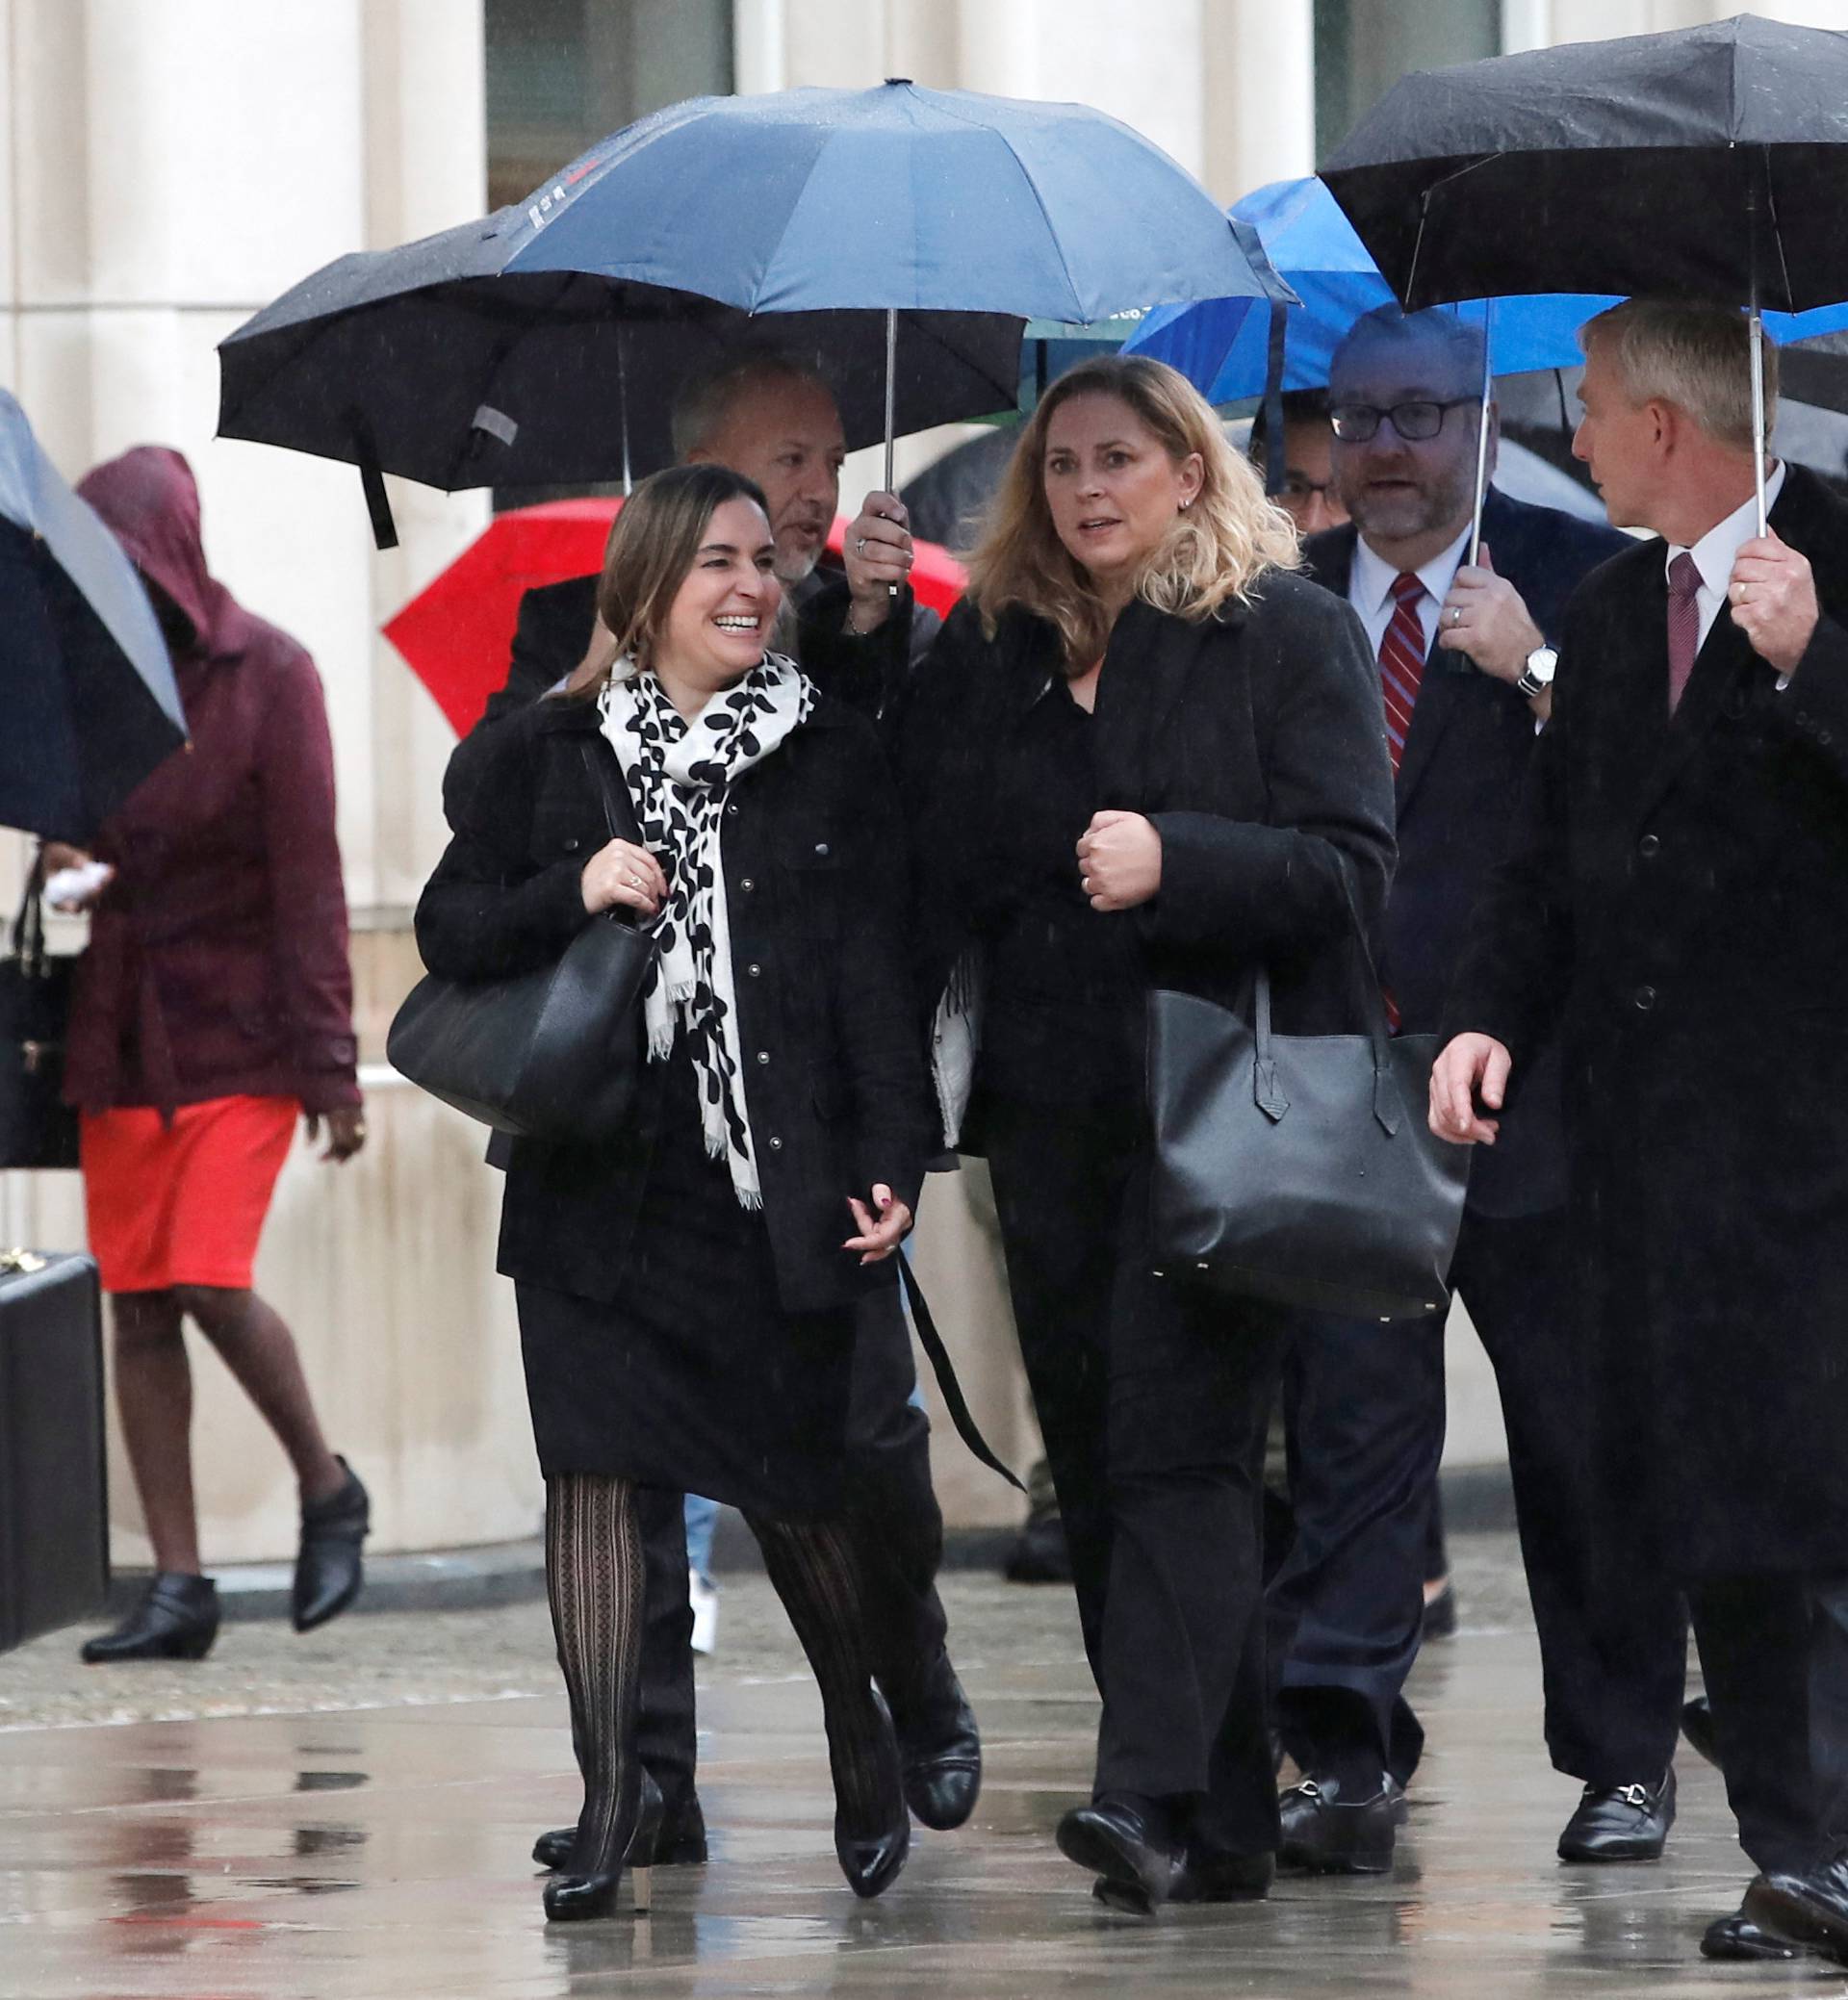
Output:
(1666, 459), (1786, 651)
(1348, 524), (1474, 661)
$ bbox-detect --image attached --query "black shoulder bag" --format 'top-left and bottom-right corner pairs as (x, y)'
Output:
(1146, 882), (1471, 1322)
(388, 748), (657, 1143)
(0, 855), (80, 1170)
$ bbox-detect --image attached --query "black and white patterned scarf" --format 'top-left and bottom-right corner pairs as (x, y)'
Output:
(600, 653), (814, 1208)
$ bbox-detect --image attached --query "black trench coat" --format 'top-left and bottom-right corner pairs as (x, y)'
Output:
(415, 688), (933, 1317)
(1448, 465), (1848, 1578)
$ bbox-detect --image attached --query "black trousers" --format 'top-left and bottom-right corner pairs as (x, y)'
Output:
(986, 1096), (1290, 1856)
(1271, 1208), (1688, 1789)
(631, 1285), (950, 1800)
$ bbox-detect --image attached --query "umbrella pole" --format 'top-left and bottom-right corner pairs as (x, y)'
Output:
(619, 324), (632, 497)
(885, 306), (898, 598)
(1749, 305), (1767, 537)
(1469, 298), (1493, 564)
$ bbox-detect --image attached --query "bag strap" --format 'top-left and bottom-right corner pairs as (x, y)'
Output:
(579, 741), (632, 845)
(10, 850), (47, 971)
(1251, 863), (1402, 1136)
(899, 1258), (1024, 1493)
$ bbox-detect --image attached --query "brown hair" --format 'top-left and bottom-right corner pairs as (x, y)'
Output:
(561, 464), (771, 698)
(964, 354), (1300, 666)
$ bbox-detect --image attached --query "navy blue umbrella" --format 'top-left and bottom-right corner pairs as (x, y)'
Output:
(0, 393), (184, 839)
(220, 81), (1288, 524)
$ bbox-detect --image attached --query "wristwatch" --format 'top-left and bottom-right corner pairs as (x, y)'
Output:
(1516, 646), (1558, 700)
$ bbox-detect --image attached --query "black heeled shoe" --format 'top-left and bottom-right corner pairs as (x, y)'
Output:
(293, 1458), (370, 1633)
(81, 1573), (219, 1663)
(533, 1789), (706, 1872)
(833, 1689), (910, 1900)
(543, 1771), (663, 1923)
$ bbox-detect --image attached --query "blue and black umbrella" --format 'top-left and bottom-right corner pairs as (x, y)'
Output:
(0, 393), (184, 840)
(219, 81), (1288, 536)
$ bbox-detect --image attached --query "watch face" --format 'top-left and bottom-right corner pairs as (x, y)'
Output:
(1526, 648), (1558, 685)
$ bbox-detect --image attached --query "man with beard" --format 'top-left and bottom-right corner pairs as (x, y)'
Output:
(1274, 304), (1688, 1875)
(457, 354), (972, 1880)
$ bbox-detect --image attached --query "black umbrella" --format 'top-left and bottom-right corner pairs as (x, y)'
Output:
(0, 392), (185, 840)
(1322, 13), (1848, 531)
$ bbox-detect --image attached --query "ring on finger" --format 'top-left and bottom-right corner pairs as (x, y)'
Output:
(856, 537), (866, 555)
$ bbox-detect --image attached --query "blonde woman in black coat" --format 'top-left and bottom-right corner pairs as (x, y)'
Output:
(417, 465), (934, 1920)
(895, 357), (1396, 1913)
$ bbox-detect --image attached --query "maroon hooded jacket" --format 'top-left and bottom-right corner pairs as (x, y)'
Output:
(64, 448), (359, 1117)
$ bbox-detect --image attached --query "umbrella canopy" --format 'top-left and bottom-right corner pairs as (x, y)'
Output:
(0, 393), (185, 840)
(1321, 13), (1848, 311)
(220, 81), (1286, 504)
(383, 502), (967, 739)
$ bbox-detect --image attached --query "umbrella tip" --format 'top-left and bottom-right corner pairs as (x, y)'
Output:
(885, 76), (912, 87)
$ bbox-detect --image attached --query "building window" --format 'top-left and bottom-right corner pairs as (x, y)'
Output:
(1313, 0), (1501, 164)
(486, 0), (733, 212)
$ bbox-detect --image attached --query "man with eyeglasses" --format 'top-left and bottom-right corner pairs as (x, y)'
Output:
(1250, 389), (1349, 538)
(1269, 303), (1686, 1877)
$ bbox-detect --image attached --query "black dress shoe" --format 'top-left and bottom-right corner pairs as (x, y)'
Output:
(833, 1690), (910, 1899)
(1702, 1897), (1802, 1962)
(544, 1771), (662, 1922)
(533, 1791), (706, 1872)
(81, 1573), (219, 1663)
(1744, 1853), (1848, 1966)
(1168, 1846), (1275, 1904)
(1421, 1581), (1458, 1639)
(1556, 1769), (1675, 1862)
(891, 1654), (981, 1831)
(293, 1458), (369, 1634)
(1058, 1796), (1184, 1914)
(1681, 1696), (1720, 1769)
(1277, 1774), (1401, 1874)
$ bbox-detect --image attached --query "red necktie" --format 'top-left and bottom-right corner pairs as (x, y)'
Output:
(1666, 551), (1702, 713)
(1379, 572), (1425, 774)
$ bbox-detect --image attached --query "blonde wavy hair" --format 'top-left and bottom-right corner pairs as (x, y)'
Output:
(964, 354), (1300, 667)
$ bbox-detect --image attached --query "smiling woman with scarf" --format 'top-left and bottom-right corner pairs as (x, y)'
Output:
(416, 464), (933, 1922)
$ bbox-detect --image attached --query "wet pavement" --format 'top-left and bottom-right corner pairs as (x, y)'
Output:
(3, 1542), (1844, 1997)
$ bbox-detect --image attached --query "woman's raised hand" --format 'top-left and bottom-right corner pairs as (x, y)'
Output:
(843, 1183), (914, 1265)
(580, 838), (668, 918)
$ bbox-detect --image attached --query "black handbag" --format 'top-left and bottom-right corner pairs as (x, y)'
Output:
(388, 747), (657, 1143)
(1146, 888), (1470, 1322)
(0, 858), (80, 1170)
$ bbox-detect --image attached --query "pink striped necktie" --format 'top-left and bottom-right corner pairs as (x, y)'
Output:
(1666, 551), (1702, 713)
(1379, 572), (1425, 773)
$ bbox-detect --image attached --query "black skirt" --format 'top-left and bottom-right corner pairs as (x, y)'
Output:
(516, 1039), (856, 1518)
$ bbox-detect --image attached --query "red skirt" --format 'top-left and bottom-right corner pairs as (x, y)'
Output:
(80, 1095), (298, 1294)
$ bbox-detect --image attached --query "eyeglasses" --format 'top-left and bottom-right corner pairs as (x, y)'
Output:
(1328, 397), (1478, 444)
(1280, 473), (1337, 501)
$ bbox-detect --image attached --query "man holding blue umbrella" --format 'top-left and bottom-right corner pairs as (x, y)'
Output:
(1271, 303), (1689, 1877)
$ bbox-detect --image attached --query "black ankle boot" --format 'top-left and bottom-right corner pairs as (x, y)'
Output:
(533, 1789), (706, 1872)
(81, 1573), (219, 1663)
(832, 1689), (911, 1900)
(544, 1771), (663, 1922)
(293, 1457), (369, 1633)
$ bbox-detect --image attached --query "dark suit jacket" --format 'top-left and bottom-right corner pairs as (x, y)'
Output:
(1306, 486), (1629, 1216)
(416, 691), (932, 1316)
(1445, 464), (1848, 1576)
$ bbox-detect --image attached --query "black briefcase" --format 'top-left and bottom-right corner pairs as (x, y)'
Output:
(0, 1250), (109, 1653)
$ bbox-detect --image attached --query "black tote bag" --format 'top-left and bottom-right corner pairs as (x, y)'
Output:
(0, 859), (80, 1171)
(1146, 892), (1470, 1322)
(389, 747), (656, 1144)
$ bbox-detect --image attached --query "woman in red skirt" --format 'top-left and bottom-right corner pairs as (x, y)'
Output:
(51, 447), (369, 1663)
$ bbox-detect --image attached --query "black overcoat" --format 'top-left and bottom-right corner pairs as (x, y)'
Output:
(894, 577), (1398, 1070)
(415, 688), (933, 1316)
(1447, 465), (1848, 1577)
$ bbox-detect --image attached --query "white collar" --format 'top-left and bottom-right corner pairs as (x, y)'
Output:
(1352, 519), (1475, 619)
(1666, 461), (1787, 593)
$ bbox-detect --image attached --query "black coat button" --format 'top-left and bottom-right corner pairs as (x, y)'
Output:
(741, 878), (756, 892)
(1633, 985), (1657, 1012)
(747, 962), (761, 978)
(563, 836), (581, 852)
(756, 1049), (770, 1064)
(768, 1136), (783, 1151)
(1638, 833), (1660, 859)
(814, 841), (830, 857)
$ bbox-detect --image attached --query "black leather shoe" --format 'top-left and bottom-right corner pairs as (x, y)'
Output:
(533, 1792), (706, 1872)
(1169, 1846), (1275, 1904)
(1421, 1581), (1458, 1639)
(293, 1458), (369, 1634)
(1702, 1895), (1802, 1962)
(1556, 1769), (1675, 1862)
(1277, 1774), (1401, 1874)
(1681, 1696), (1720, 1770)
(1744, 1854), (1848, 1966)
(81, 1573), (219, 1663)
(544, 1771), (662, 1922)
(1058, 1797), (1184, 1914)
(891, 1654), (981, 1831)
(834, 1690), (910, 1899)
